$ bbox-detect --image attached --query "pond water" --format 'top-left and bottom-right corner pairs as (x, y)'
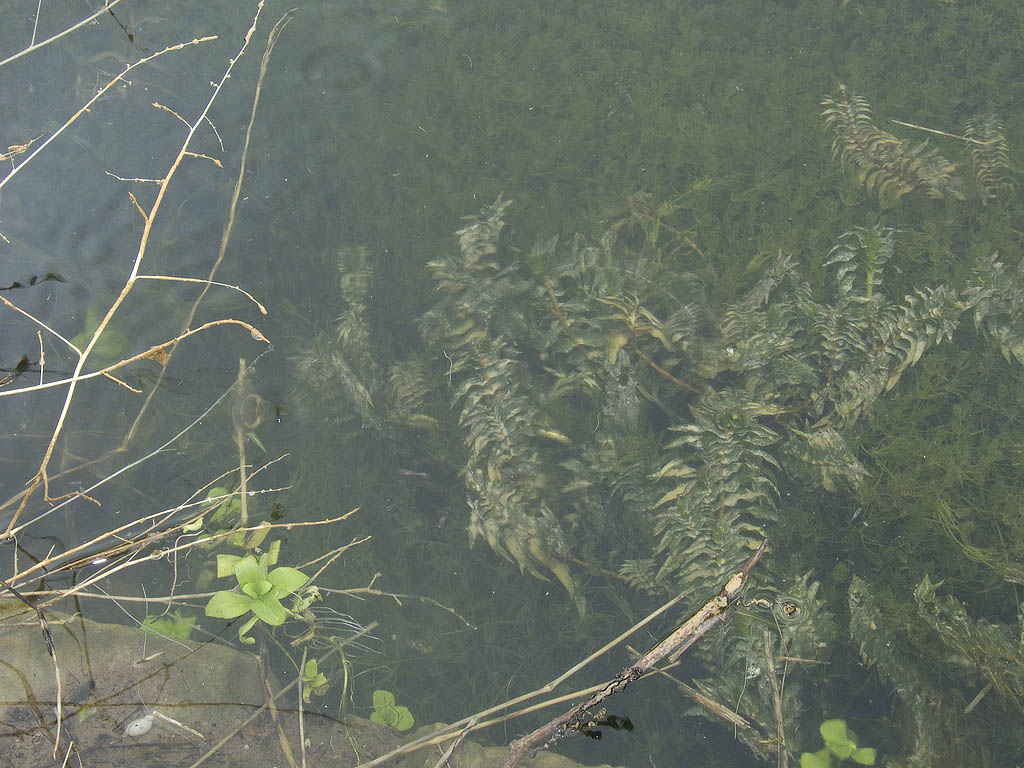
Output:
(2, 1), (1023, 766)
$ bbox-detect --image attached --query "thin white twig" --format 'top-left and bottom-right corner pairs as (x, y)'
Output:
(0, 0), (127, 68)
(1, 357), (275, 535)
(298, 648), (308, 768)
(30, 0), (43, 47)
(136, 275), (268, 313)
(0, 318), (268, 400)
(0, 35), (214, 194)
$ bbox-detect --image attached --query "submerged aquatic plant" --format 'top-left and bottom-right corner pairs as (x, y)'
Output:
(141, 609), (196, 641)
(296, 168), (1024, 761)
(821, 86), (962, 205)
(370, 689), (414, 731)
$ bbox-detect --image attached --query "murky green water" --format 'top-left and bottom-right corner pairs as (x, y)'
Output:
(2, 1), (1022, 766)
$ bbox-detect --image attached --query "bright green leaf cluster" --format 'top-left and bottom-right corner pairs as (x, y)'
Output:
(301, 659), (329, 703)
(370, 689), (414, 731)
(801, 719), (877, 768)
(204, 544), (309, 645)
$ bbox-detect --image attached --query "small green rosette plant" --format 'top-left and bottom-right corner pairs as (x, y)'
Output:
(204, 542), (311, 644)
(370, 689), (414, 731)
(801, 719), (877, 768)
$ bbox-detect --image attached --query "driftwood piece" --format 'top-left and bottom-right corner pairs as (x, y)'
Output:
(502, 540), (768, 768)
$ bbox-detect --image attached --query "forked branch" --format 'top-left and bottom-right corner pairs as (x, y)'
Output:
(1, 3), (269, 536)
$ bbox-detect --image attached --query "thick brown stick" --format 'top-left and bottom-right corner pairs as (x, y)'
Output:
(502, 540), (768, 768)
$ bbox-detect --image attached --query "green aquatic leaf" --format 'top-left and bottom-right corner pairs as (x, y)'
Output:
(237, 615), (259, 645)
(216, 553), (241, 578)
(248, 592), (288, 626)
(819, 719), (848, 742)
(242, 521), (271, 550)
(205, 590), (252, 619)
(266, 538), (281, 566)
(302, 659), (326, 685)
(820, 719), (855, 759)
(393, 705), (414, 731)
(141, 609), (196, 640)
(182, 517), (204, 533)
(70, 305), (129, 363)
(233, 554), (264, 588)
(205, 542), (313, 644)
(239, 577), (272, 602)
(851, 747), (876, 765)
(301, 659), (328, 702)
(828, 739), (855, 760)
(268, 566), (308, 594)
(800, 751), (831, 768)
(370, 689), (414, 731)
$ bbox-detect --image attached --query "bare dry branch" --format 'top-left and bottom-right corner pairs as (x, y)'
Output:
(121, 5), (291, 449)
(0, 0), (128, 68)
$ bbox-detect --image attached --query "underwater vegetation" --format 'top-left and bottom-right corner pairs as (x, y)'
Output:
(291, 167), (1024, 763)
(822, 87), (1014, 209)
(264, 2), (1024, 763)
(821, 87), (962, 207)
(369, 688), (415, 732)
(13, 0), (1023, 764)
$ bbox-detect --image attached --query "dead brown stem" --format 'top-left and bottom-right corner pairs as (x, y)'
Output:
(501, 540), (768, 768)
